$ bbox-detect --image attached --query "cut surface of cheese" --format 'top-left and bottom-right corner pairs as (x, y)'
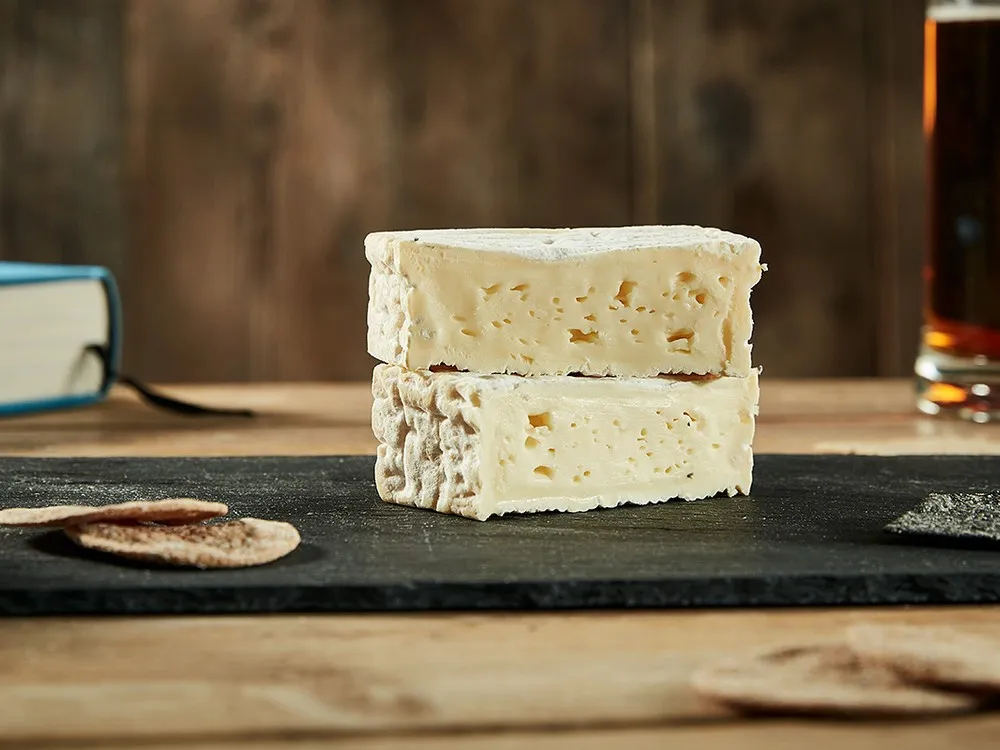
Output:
(372, 364), (758, 521)
(367, 225), (764, 377)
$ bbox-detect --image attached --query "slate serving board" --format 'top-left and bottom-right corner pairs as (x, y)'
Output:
(2, 454), (1000, 616)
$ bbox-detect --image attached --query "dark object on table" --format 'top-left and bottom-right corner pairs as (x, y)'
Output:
(3, 455), (1000, 616)
(885, 493), (1000, 548)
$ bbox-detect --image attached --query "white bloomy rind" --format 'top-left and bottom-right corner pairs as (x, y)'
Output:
(372, 364), (759, 521)
(366, 226), (764, 377)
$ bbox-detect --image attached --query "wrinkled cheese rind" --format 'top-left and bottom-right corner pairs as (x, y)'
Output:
(366, 226), (764, 377)
(372, 364), (759, 521)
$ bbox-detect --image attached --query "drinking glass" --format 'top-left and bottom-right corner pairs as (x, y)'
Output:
(915, 0), (1000, 422)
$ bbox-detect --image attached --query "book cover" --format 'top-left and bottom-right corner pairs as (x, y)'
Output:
(0, 261), (122, 417)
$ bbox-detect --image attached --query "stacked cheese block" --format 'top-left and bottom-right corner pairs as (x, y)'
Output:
(366, 226), (764, 521)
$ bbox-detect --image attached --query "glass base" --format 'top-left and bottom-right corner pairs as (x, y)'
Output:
(915, 345), (1000, 422)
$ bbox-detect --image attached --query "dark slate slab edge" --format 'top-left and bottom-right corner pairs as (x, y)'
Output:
(4, 573), (1000, 617)
(4, 454), (1000, 616)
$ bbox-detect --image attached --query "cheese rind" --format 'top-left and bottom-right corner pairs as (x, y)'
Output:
(366, 226), (764, 377)
(372, 364), (758, 521)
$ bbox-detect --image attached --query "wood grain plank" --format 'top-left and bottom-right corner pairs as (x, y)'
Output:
(865, 0), (925, 376)
(261, 0), (392, 381)
(648, 0), (875, 376)
(126, 0), (290, 382)
(3, 607), (1000, 744)
(0, 0), (125, 280)
(631, 0), (657, 224)
(385, 0), (632, 230)
(33, 716), (1000, 750)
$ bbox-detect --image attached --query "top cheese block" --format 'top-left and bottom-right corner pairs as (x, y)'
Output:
(366, 226), (764, 377)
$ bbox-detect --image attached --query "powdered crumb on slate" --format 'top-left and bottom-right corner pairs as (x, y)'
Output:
(885, 492), (1000, 544)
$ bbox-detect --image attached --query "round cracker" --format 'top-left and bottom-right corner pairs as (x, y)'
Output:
(0, 498), (228, 528)
(846, 623), (1000, 694)
(64, 518), (301, 569)
(691, 643), (979, 717)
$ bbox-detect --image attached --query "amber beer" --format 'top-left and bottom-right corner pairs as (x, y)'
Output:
(917, 2), (1000, 419)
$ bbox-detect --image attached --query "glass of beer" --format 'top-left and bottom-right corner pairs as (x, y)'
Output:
(916, 0), (1000, 422)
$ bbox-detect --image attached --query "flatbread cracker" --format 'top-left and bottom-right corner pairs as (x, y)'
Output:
(64, 518), (300, 569)
(0, 499), (228, 528)
(847, 623), (1000, 694)
(691, 643), (979, 717)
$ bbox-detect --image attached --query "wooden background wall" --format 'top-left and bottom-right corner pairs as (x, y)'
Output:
(0, 0), (926, 382)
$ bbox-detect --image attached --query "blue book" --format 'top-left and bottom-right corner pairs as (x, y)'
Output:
(0, 262), (122, 416)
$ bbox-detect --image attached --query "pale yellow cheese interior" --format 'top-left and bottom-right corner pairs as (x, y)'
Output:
(480, 374), (757, 517)
(367, 227), (763, 378)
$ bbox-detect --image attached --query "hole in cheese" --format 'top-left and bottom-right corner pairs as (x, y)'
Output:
(584, 313), (597, 322)
(534, 465), (554, 479)
(614, 280), (637, 308)
(528, 412), (552, 429)
(525, 437), (539, 448)
(482, 284), (501, 296)
(667, 329), (694, 351)
(569, 329), (600, 344)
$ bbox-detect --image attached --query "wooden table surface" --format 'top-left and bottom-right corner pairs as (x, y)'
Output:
(3, 379), (1000, 749)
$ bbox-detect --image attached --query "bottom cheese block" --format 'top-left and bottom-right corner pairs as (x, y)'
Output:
(371, 365), (759, 521)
